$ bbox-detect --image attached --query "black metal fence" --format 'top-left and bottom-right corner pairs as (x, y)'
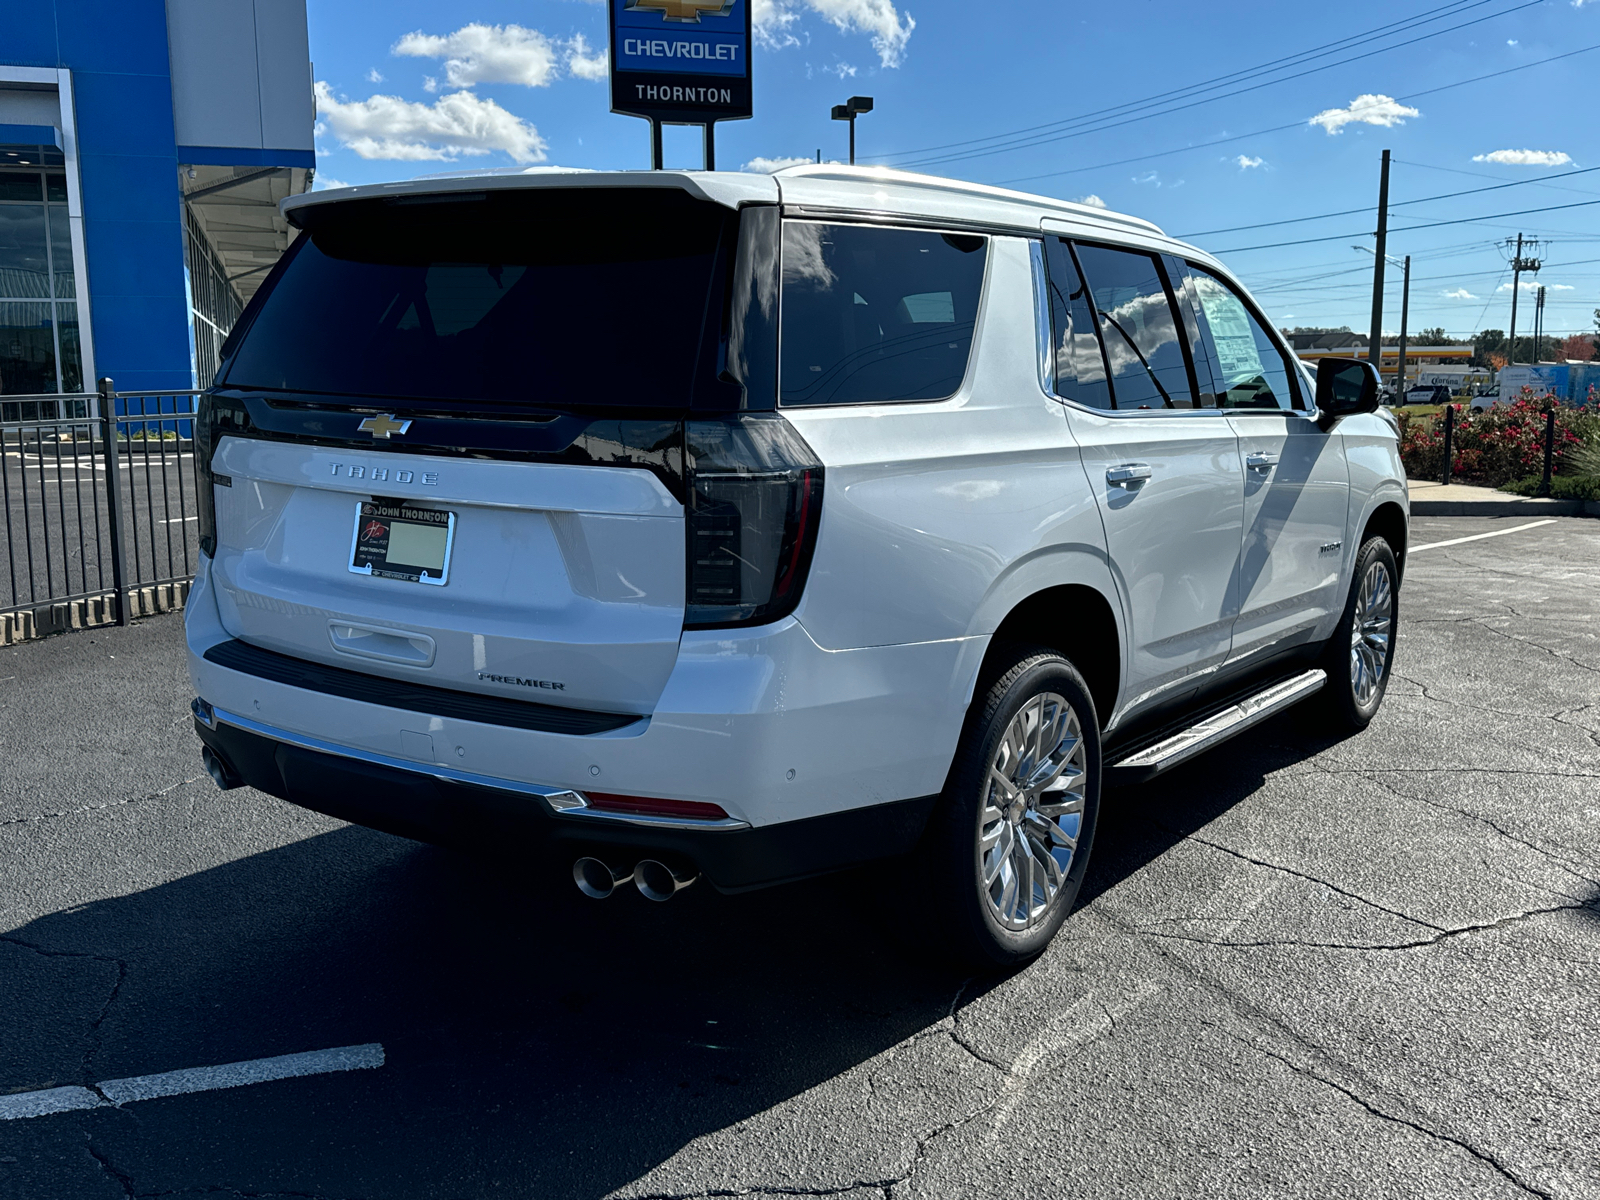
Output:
(1, 381), (202, 632)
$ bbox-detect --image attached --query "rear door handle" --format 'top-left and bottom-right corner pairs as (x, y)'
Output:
(1245, 452), (1280, 472)
(1106, 463), (1153, 488)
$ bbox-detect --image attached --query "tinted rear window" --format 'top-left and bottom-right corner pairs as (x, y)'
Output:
(222, 189), (729, 409)
(778, 222), (987, 407)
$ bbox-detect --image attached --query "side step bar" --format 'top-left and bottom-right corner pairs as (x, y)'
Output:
(1106, 669), (1327, 785)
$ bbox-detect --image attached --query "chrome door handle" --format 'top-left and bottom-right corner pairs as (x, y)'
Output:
(1245, 452), (1280, 472)
(1106, 463), (1153, 488)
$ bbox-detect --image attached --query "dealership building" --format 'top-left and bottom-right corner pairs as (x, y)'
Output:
(1, 0), (313, 418)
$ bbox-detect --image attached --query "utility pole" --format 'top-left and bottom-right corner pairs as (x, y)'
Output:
(1396, 254), (1411, 396)
(1505, 233), (1541, 366)
(1367, 149), (1391, 369)
(1535, 285), (1546, 360)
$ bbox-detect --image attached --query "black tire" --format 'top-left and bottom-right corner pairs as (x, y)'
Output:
(927, 646), (1101, 970)
(1319, 536), (1400, 732)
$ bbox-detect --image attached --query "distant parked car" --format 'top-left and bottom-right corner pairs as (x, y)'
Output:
(1404, 385), (1452, 406)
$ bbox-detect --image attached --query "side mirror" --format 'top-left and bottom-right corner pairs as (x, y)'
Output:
(1315, 358), (1381, 430)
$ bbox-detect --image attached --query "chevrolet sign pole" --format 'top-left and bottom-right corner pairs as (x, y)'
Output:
(610, 0), (753, 170)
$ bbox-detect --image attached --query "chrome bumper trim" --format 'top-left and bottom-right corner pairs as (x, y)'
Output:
(201, 702), (751, 832)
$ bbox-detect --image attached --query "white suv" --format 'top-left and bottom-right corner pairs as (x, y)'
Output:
(186, 166), (1406, 967)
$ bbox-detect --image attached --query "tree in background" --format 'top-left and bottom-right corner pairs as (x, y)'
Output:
(1411, 327), (1453, 346)
(1473, 329), (1505, 368)
(1558, 334), (1595, 362)
(1471, 329), (1560, 367)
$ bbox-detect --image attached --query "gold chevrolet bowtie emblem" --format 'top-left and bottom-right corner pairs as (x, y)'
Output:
(628, 0), (734, 21)
(357, 414), (412, 439)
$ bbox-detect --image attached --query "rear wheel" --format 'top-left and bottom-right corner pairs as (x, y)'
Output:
(928, 647), (1101, 970)
(1320, 537), (1399, 731)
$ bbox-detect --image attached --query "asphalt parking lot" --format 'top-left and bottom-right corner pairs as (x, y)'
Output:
(2, 514), (1596, 1199)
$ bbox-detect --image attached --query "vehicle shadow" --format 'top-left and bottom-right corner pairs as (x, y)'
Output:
(1082, 706), (1349, 908)
(0, 708), (1401, 1199)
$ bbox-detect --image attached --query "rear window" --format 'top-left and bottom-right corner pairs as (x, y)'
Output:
(778, 222), (987, 407)
(222, 189), (730, 409)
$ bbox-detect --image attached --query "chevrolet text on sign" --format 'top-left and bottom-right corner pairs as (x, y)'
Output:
(610, 0), (752, 124)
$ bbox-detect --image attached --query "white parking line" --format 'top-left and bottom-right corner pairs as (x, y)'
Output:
(0, 1043), (384, 1120)
(1410, 519), (1557, 553)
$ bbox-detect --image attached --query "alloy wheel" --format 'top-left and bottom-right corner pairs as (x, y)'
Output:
(976, 692), (1088, 931)
(1350, 559), (1393, 707)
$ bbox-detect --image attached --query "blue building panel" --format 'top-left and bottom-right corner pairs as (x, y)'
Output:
(72, 72), (180, 157)
(54, 0), (177, 76)
(2, 0), (310, 394)
(78, 216), (189, 299)
(78, 154), (185, 224)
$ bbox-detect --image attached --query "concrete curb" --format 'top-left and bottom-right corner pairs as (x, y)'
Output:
(1409, 498), (1593, 517)
(1, 581), (190, 647)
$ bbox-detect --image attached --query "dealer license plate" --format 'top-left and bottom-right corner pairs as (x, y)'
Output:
(349, 501), (456, 586)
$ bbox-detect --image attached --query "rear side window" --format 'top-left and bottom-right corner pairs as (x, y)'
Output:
(1042, 238), (1111, 410)
(778, 222), (986, 407)
(1072, 243), (1195, 410)
(222, 189), (730, 410)
(1187, 266), (1301, 411)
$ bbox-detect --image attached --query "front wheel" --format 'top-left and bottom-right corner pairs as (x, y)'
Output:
(1320, 536), (1399, 731)
(928, 647), (1101, 970)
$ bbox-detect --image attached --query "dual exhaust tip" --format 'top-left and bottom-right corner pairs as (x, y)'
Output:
(574, 857), (698, 902)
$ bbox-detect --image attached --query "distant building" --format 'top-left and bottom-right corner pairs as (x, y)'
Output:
(2, 0), (313, 418)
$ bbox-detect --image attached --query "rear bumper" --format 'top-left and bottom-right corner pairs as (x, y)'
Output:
(194, 707), (935, 891)
(185, 556), (980, 885)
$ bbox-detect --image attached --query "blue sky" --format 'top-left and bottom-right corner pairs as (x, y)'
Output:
(308, 0), (1600, 340)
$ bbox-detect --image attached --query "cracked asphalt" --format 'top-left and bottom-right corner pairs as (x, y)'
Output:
(1, 514), (1597, 1199)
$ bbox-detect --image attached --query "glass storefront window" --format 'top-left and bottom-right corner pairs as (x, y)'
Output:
(0, 145), (81, 399)
(0, 302), (56, 395)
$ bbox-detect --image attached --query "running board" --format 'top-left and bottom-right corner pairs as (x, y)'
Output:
(1106, 669), (1327, 784)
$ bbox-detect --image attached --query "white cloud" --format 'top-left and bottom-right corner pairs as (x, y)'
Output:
(1075, 194), (1108, 208)
(753, 0), (803, 49)
(1308, 93), (1420, 135)
(1440, 288), (1477, 300)
(743, 155), (817, 172)
(1235, 155), (1263, 170)
(566, 34), (609, 81)
(1498, 280), (1575, 292)
(1132, 171), (1161, 186)
(395, 24), (561, 89)
(1472, 148), (1572, 166)
(312, 174), (351, 191)
(825, 61), (859, 77)
(314, 81), (548, 164)
(1507, 38), (1518, 45)
(366, 68), (384, 83)
(757, 0), (915, 67)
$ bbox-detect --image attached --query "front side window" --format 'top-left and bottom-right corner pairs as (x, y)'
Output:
(1073, 243), (1195, 410)
(778, 222), (986, 407)
(1187, 266), (1300, 411)
(1042, 237), (1111, 410)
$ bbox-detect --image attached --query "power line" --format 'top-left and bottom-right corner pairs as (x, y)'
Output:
(886, 0), (1543, 170)
(989, 41), (1600, 188)
(1205, 197), (1600, 254)
(868, 0), (1497, 164)
(1174, 165), (1600, 239)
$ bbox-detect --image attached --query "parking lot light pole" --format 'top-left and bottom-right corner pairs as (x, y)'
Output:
(831, 96), (873, 165)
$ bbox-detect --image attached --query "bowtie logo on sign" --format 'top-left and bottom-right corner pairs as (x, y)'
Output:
(627, 0), (735, 20)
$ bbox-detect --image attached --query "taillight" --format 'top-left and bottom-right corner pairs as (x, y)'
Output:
(684, 414), (824, 629)
(195, 393), (217, 558)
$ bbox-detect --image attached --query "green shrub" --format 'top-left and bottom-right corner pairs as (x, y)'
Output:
(1501, 475), (1600, 501)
